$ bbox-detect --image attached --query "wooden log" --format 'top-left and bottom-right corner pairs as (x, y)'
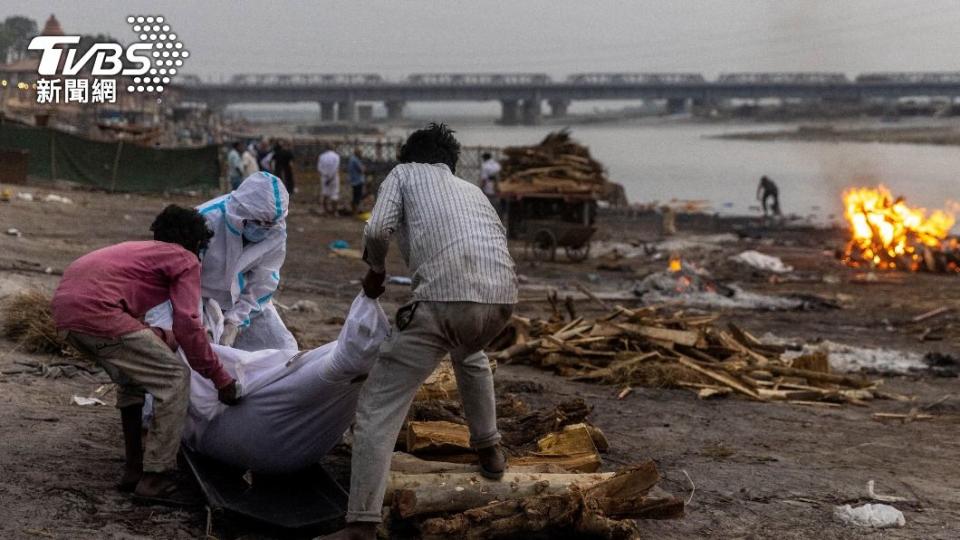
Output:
(765, 364), (875, 388)
(415, 361), (459, 401)
(387, 470), (614, 518)
(390, 452), (572, 475)
(418, 460), (683, 540)
(614, 323), (700, 347)
(500, 399), (593, 448)
(511, 451), (602, 472)
(676, 357), (762, 400)
(537, 422), (606, 455)
(407, 421), (471, 454)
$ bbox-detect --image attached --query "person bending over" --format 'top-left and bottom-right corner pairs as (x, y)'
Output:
(51, 205), (239, 503)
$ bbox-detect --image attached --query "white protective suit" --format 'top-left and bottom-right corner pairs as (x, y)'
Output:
(197, 171), (298, 351)
(145, 292), (390, 473)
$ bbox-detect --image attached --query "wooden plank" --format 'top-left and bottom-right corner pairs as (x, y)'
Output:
(676, 357), (762, 400)
(615, 323), (700, 347)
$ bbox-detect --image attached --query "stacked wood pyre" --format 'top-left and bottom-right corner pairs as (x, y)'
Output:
(498, 130), (615, 199)
(490, 305), (903, 406)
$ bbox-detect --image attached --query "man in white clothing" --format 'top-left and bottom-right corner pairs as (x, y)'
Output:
(480, 152), (501, 200)
(241, 144), (260, 177)
(317, 145), (341, 215)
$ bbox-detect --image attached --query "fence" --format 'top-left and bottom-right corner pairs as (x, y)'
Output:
(0, 122), (221, 193)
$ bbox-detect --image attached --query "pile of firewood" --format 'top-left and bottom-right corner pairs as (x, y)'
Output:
(380, 362), (685, 538)
(490, 305), (902, 406)
(498, 130), (609, 196)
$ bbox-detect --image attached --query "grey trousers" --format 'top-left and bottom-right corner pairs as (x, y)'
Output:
(65, 329), (191, 473)
(346, 301), (513, 523)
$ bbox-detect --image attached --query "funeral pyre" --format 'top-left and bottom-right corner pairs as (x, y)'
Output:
(489, 304), (902, 406)
(498, 129), (625, 204)
(842, 185), (959, 273)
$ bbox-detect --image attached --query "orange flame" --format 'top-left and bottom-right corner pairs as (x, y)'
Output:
(668, 254), (682, 273)
(843, 185), (955, 271)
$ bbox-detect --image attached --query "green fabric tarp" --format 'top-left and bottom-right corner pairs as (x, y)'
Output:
(0, 122), (220, 193)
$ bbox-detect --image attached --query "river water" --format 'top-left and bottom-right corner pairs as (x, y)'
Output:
(446, 121), (960, 224)
(236, 106), (958, 223)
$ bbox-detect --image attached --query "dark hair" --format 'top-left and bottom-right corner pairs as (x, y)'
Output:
(232, 141), (243, 150)
(150, 205), (214, 256)
(482, 152), (492, 160)
(398, 123), (461, 173)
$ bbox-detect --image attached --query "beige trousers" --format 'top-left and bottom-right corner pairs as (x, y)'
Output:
(65, 329), (190, 472)
(347, 301), (513, 523)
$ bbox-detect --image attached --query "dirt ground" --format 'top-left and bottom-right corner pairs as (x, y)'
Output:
(1, 186), (958, 539)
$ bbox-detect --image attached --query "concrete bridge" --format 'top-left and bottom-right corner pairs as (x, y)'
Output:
(172, 72), (960, 125)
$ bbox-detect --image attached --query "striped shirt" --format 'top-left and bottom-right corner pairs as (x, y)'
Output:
(363, 163), (518, 304)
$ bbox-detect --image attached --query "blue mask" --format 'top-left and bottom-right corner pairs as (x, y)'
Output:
(243, 222), (270, 243)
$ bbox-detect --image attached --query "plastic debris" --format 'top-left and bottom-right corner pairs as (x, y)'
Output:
(730, 250), (794, 273)
(834, 503), (905, 528)
(43, 194), (73, 204)
(329, 239), (350, 250)
(16, 192), (34, 202)
(290, 299), (320, 313)
(72, 396), (107, 406)
(6, 228), (22, 237)
(388, 276), (413, 286)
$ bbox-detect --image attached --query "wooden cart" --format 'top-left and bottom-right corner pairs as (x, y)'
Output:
(499, 192), (597, 262)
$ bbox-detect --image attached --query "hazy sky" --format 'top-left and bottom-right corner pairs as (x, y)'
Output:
(8, 0), (960, 80)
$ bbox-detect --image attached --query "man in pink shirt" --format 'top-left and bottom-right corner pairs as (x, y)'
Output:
(52, 205), (239, 502)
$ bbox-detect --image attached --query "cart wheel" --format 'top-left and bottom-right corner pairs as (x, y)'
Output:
(565, 242), (590, 262)
(531, 229), (557, 262)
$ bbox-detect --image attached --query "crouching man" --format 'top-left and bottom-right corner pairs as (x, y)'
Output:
(328, 123), (518, 539)
(51, 205), (240, 503)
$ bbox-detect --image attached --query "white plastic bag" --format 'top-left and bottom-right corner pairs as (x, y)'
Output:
(834, 503), (906, 528)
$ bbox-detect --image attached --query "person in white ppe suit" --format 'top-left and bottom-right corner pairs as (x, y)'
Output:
(197, 171), (298, 351)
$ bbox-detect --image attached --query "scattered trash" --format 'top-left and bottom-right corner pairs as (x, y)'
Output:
(5, 228), (22, 237)
(72, 396), (107, 406)
(833, 503), (905, 528)
(329, 239), (350, 250)
(0, 188), (11, 202)
(122, 214), (132, 221)
(388, 276), (412, 286)
(289, 299), (319, 313)
(730, 250), (793, 273)
(16, 192), (34, 202)
(43, 194), (73, 204)
(782, 341), (926, 374)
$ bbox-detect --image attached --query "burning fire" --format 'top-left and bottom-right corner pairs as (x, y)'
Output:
(842, 185), (957, 272)
(668, 254), (683, 273)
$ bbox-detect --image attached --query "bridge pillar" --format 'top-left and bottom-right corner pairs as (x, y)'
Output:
(319, 101), (336, 122)
(500, 99), (520, 125)
(337, 100), (357, 122)
(521, 99), (542, 125)
(548, 99), (570, 118)
(385, 100), (405, 122)
(666, 98), (689, 115)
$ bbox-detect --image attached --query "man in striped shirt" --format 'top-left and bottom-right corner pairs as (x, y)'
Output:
(331, 123), (518, 539)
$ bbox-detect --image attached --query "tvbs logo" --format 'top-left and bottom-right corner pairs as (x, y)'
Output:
(28, 15), (188, 103)
(29, 36), (151, 76)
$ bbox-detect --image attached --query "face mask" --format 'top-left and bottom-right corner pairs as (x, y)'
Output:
(243, 222), (270, 243)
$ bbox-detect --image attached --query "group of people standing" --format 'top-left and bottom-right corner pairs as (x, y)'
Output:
(227, 139), (296, 195)
(51, 124), (518, 540)
(230, 140), (368, 217)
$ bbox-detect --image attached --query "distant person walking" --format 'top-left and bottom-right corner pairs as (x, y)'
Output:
(272, 139), (296, 195)
(227, 142), (244, 190)
(348, 148), (366, 214)
(241, 143), (260, 178)
(480, 152), (501, 202)
(317, 145), (341, 215)
(757, 175), (781, 217)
